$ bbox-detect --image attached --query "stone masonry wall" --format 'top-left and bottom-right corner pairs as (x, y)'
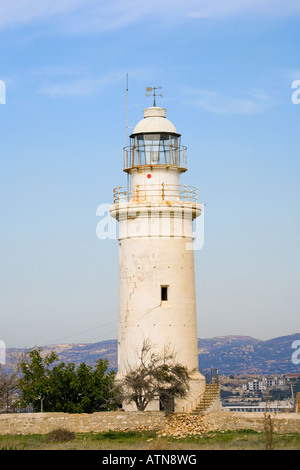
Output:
(0, 412), (165, 435)
(202, 412), (300, 434)
(0, 411), (299, 436)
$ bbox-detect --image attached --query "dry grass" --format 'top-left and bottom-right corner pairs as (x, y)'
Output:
(0, 429), (299, 450)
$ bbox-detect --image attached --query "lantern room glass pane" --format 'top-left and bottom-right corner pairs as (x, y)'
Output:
(131, 133), (180, 166)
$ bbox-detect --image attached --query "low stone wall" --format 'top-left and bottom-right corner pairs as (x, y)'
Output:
(202, 412), (300, 434)
(0, 412), (165, 435)
(0, 411), (299, 436)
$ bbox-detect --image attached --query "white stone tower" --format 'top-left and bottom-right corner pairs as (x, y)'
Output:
(110, 98), (205, 411)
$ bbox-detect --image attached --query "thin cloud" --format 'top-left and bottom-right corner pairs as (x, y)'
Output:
(38, 67), (151, 98)
(40, 72), (125, 98)
(0, 0), (299, 33)
(32, 65), (81, 77)
(187, 89), (272, 115)
(0, 0), (85, 30)
(41, 78), (102, 98)
(187, 0), (300, 19)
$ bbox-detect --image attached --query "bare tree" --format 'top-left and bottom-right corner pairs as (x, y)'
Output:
(116, 339), (191, 412)
(0, 352), (25, 413)
(263, 391), (275, 450)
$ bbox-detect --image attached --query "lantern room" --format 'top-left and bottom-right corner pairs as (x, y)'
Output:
(123, 106), (187, 173)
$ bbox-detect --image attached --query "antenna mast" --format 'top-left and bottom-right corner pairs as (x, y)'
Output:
(126, 73), (129, 147)
(126, 73), (130, 191)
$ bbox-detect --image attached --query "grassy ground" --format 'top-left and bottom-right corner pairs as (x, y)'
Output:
(0, 429), (300, 450)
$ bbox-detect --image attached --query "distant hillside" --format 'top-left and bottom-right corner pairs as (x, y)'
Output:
(197, 333), (300, 375)
(5, 333), (300, 376)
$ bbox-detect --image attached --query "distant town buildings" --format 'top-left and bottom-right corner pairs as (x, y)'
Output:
(220, 374), (300, 413)
(242, 377), (286, 391)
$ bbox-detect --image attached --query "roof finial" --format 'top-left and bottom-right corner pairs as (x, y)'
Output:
(145, 86), (163, 107)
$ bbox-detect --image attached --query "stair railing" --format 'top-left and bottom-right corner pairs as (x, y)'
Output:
(179, 382), (220, 413)
(180, 390), (206, 413)
(199, 368), (219, 384)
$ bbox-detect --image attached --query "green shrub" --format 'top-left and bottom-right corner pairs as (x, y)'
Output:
(45, 428), (76, 443)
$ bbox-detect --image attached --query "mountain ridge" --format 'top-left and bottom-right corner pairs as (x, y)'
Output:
(5, 333), (300, 375)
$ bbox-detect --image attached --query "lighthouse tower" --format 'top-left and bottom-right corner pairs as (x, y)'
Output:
(110, 95), (205, 411)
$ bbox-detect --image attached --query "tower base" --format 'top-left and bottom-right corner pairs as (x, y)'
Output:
(117, 370), (206, 413)
(175, 370), (206, 413)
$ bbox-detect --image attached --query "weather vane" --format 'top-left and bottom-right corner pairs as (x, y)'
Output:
(145, 86), (163, 107)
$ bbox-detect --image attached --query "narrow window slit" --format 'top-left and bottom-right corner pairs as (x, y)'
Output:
(161, 286), (168, 302)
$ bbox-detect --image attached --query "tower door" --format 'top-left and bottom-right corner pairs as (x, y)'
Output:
(159, 393), (175, 413)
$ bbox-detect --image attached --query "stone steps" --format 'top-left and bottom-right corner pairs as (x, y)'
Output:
(193, 383), (220, 414)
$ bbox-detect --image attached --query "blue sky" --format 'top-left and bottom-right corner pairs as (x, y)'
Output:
(0, 0), (299, 348)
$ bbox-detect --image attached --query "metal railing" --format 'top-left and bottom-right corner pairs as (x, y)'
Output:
(180, 389), (206, 414)
(180, 369), (219, 413)
(200, 368), (219, 384)
(113, 183), (198, 204)
(123, 144), (187, 171)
